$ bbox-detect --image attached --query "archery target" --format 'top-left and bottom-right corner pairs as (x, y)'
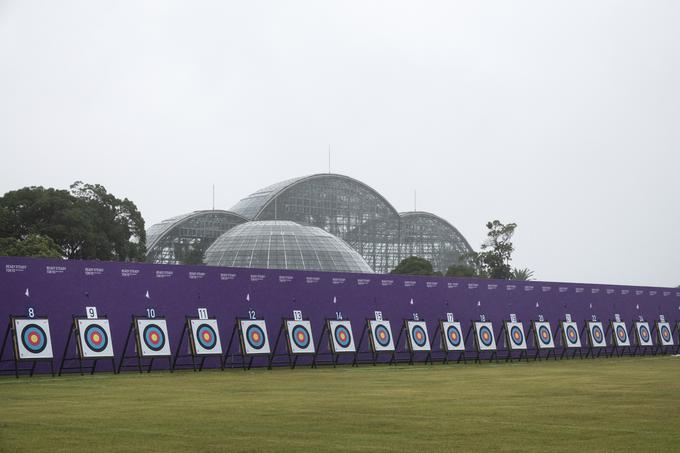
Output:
(286, 320), (315, 354)
(588, 322), (606, 348)
(239, 319), (270, 355)
(533, 321), (555, 349)
(368, 320), (395, 352)
(562, 321), (581, 348)
(13, 318), (53, 360)
(77, 319), (114, 358)
(505, 321), (527, 350)
(328, 320), (356, 353)
(440, 321), (465, 351)
(612, 321), (630, 347)
(657, 322), (673, 346)
(406, 320), (431, 352)
(634, 322), (653, 347)
(474, 322), (496, 351)
(136, 318), (171, 357)
(190, 319), (222, 355)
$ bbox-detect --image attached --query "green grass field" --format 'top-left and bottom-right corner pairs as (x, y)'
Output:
(1, 356), (679, 452)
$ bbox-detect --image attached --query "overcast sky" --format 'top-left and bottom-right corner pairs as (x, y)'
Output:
(1, 1), (678, 287)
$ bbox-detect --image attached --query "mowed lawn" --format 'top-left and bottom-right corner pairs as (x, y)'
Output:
(1, 356), (679, 452)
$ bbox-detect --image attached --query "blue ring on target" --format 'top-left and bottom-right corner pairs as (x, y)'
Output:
(196, 323), (217, 350)
(334, 325), (352, 348)
(143, 324), (166, 351)
(616, 325), (627, 342)
(538, 326), (551, 345)
(592, 325), (603, 343)
(291, 325), (311, 349)
(446, 325), (461, 347)
(84, 324), (108, 352)
(411, 325), (427, 347)
(566, 325), (578, 344)
(639, 325), (650, 342)
(510, 326), (524, 346)
(478, 326), (493, 347)
(21, 324), (47, 353)
(661, 325), (671, 342)
(374, 324), (391, 347)
(245, 324), (266, 349)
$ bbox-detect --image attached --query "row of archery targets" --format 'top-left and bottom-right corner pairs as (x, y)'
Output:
(1, 308), (677, 377)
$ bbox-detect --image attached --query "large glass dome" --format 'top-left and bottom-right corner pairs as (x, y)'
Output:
(204, 221), (374, 273)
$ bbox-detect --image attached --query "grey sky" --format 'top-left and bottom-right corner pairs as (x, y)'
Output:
(1, 1), (678, 287)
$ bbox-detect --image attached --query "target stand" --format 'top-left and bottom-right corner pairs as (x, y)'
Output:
(432, 320), (465, 365)
(312, 319), (358, 368)
(118, 315), (173, 373)
(606, 321), (631, 358)
(173, 316), (224, 372)
(355, 318), (397, 366)
(58, 315), (116, 376)
(652, 321), (674, 355)
(0, 316), (55, 377)
(393, 320), (433, 365)
(269, 318), (316, 369)
(499, 321), (529, 363)
(223, 318), (271, 371)
(632, 321), (655, 356)
(557, 321), (583, 360)
(466, 322), (498, 364)
(584, 321), (607, 359)
(528, 321), (556, 361)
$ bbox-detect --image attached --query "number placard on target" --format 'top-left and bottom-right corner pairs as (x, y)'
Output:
(13, 318), (54, 360)
(504, 321), (527, 350)
(561, 321), (581, 348)
(328, 320), (356, 353)
(239, 319), (270, 355)
(474, 321), (496, 351)
(656, 321), (673, 346)
(440, 321), (464, 351)
(189, 319), (222, 355)
(286, 320), (315, 354)
(587, 321), (607, 348)
(611, 321), (630, 347)
(368, 320), (394, 352)
(533, 321), (555, 349)
(136, 318), (171, 357)
(406, 320), (431, 352)
(634, 322), (653, 347)
(77, 319), (114, 358)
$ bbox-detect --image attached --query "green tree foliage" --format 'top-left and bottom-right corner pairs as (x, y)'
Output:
(510, 267), (534, 281)
(390, 256), (437, 276)
(0, 234), (62, 258)
(0, 183), (145, 261)
(466, 220), (518, 279)
(445, 264), (478, 278)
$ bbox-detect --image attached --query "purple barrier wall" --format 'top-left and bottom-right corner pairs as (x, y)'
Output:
(1, 256), (678, 374)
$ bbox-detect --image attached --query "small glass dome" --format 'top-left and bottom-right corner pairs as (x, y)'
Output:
(204, 221), (374, 274)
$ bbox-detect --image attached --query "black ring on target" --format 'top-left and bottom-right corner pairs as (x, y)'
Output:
(374, 324), (391, 347)
(639, 325), (650, 342)
(661, 325), (671, 342)
(84, 324), (108, 352)
(478, 325), (493, 347)
(410, 325), (427, 347)
(245, 324), (266, 349)
(616, 325), (627, 343)
(21, 324), (47, 353)
(592, 325), (603, 343)
(446, 325), (461, 347)
(566, 325), (578, 344)
(334, 325), (352, 348)
(538, 325), (551, 345)
(510, 326), (524, 346)
(196, 323), (217, 350)
(143, 324), (166, 351)
(291, 325), (311, 349)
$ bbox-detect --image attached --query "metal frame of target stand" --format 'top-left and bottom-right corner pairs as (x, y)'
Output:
(651, 321), (673, 355)
(527, 321), (556, 361)
(631, 321), (655, 357)
(173, 316), (224, 372)
(58, 315), (116, 376)
(354, 318), (397, 366)
(498, 321), (529, 363)
(556, 322), (583, 360)
(583, 322), (607, 359)
(605, 321), (631, 358)
(465, 322), (498, 364)
(312, 318), (359, 368)
(394, 319), (433, 366)
(118, 315), (173, 374)
(0, 315), (55, 378)
(269, 318), (317, 369)
(431, 320), (466, 365)
(223, 318), (272, 371)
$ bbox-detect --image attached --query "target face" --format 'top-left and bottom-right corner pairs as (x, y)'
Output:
(239, 319), (270, 355)
(505, 321), (527, 350)
(533, 321), (554, 349)
(286, 320), (315, 354)
(441, 321), (464, 351)
(474, 322), (496, 351)
(612, 321), (630, 347)
(368, 320), (394, 352)
(657, 322), (673, 346)
(190, 319), (222, 355)
(562, 321), (581, 348)
(588, 322), (606, 348)
(14, 318), (53, 360)
(328, 320), (356, 353)
(136, 318), (171, 357)
(406, 320), (430, 352)
(77, 319), (114, 358)
(635, 322), (653, 347)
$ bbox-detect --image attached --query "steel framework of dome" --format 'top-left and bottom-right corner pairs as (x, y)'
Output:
(204, 220), (374, 273)
(145, 173), (474, 273)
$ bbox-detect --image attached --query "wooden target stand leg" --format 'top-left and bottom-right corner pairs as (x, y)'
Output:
(268, 319), (308, 370)
(223, 319), (255, 371)
(173, 317), (223, 372)
(352, 320), (369, 367)
(0, 316), (55, 378)
(117, 316), (172, 374)
(59, 315), (115, 376)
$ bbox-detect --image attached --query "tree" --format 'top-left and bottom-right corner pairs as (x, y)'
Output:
(466, 220), (517, 279)
(390, 256), (437, 276)
(0, 234), (62, 258)
(510, 267), (534, 281)
(445, 264), (478, 278)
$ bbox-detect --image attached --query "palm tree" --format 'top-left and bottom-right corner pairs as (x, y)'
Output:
(510, 267), (534, 281)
